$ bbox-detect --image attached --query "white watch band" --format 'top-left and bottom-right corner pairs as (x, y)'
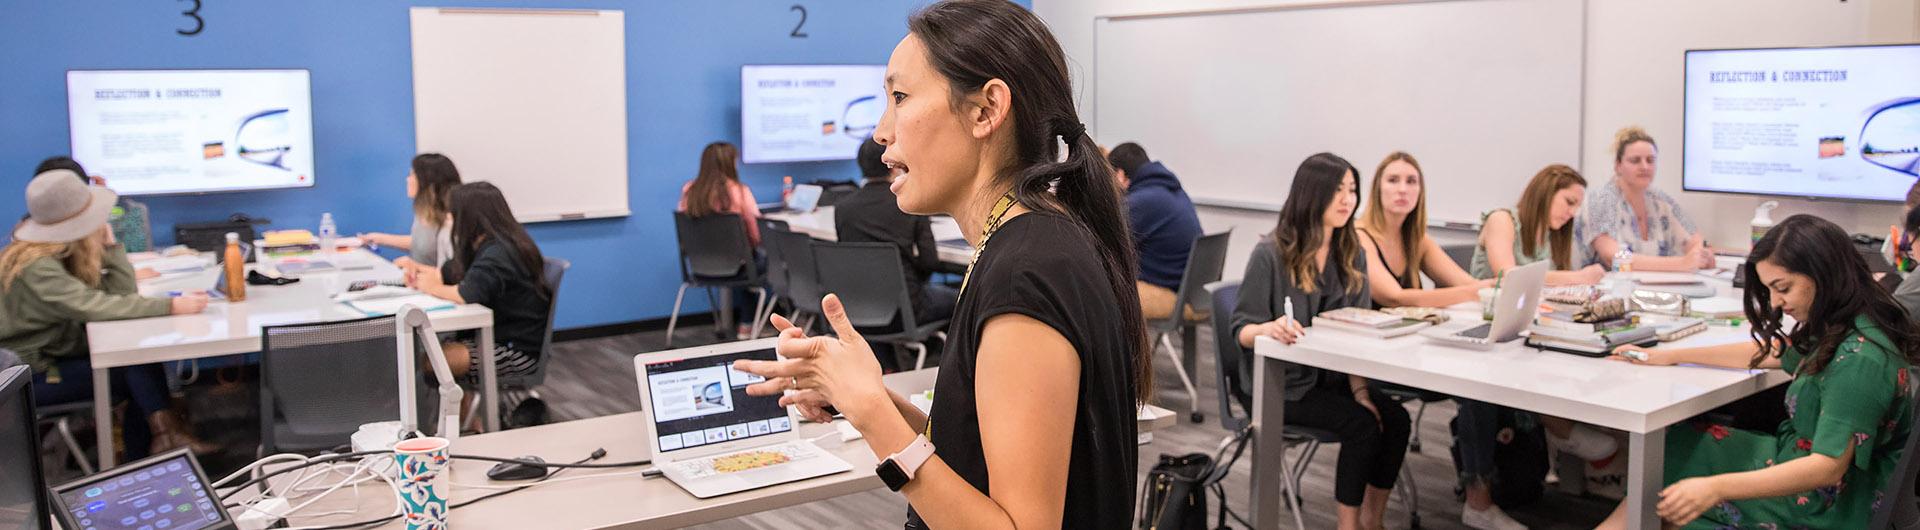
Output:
(888, 435), (937, 481)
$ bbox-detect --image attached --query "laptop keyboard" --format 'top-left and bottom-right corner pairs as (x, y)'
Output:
(671, 441), (823, 479)
(1458, 324), (1492, 340)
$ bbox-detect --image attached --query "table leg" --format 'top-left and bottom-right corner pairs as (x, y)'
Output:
(95, 368), (115, 469)
(1628, 428), (1666, 530)
(1251, 354), (1288, 529)
(481, 325), (500, 432)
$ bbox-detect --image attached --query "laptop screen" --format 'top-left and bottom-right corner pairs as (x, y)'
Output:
(644, 348), (793, 454)
(53, 452), (228, 530)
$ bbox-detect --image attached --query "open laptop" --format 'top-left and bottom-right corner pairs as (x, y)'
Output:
(785, 184), (824, 213)
(633, 338), (851, 498)
(1420, 260), (1550, 348)
(49, 448), (235, 530)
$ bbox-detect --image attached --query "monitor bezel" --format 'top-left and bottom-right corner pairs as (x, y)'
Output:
(0, 365), (53, 530)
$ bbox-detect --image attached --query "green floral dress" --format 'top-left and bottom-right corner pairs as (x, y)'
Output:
(1664, 315), (1913, 529)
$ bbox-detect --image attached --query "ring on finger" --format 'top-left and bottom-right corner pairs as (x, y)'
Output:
(791, 376), (800, 389)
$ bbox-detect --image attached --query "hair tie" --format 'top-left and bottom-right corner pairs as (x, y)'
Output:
(1058, 121), (1087, 143)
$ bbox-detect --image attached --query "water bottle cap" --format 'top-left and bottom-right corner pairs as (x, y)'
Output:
(225, 232), (239, 242)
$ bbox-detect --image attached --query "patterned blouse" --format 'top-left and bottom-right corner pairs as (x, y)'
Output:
(1575, 178), (1697, 265)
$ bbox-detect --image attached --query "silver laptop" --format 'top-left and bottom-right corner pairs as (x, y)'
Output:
(1421, 260), (1550, 348)
(785, 184), (824, 213)
(633, 338), (851, 498)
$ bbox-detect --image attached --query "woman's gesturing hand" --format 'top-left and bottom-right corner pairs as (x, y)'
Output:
(733, 294), (890, 425)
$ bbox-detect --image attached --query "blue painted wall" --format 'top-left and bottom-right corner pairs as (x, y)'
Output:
(0, 0), (1026, 331)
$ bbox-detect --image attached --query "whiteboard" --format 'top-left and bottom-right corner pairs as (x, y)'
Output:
(410, 7), (630, 223)
(1093, 0), (1585, 224)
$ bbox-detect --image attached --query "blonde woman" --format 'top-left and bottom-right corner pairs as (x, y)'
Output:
(1, 171), (211, 458)
(1355, 151), (1491, 308)
(1579, 126), (1715, 271)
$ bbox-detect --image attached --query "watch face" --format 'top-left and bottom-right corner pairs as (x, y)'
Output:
(877, 459), (909, 491)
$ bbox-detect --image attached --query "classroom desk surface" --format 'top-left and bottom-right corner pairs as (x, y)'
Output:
(85, 248), (498, 468)
(263, 367), (1176, 529)
(763, 207), (972, 265)
(1247, 270), (1787, 530)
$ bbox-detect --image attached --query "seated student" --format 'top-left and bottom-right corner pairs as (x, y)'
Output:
(0, 170), (211, 458)
(31, 157), (155, 263)
(358, 154), (461, 270)
(1601, 214), (1918, 529)
(408, 182), (551, 389)
(1231, 153), (1411, 530)
(834, 137), (955, 329)
(1354, 151), (1492, 308)
(1881, 181), (1920, 317)
(1107, 142), (1203, 318)
(678, 142), (763, 337)
(1579, 126), (1715, 271)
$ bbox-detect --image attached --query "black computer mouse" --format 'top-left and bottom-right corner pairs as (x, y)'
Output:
(486, 456), (549, 481)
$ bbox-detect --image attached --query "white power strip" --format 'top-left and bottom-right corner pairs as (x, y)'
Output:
(235, 497), (291, 530)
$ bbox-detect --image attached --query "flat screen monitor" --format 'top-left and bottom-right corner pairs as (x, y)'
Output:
(1682, 44), (1920, 202)
(740, 65), (886, 164)
(0, 365), (53, 529)
(67, 69), (316, 196)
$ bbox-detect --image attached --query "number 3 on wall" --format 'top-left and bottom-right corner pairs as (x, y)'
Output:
(177, 0), (204, 36)
(790, 4), (808, 39)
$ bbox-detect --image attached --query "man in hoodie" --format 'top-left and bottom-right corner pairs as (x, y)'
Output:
(1108, 142), (1203, 319)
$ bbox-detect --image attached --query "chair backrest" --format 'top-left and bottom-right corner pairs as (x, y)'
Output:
(762, 227), (793, 300)
(812, 241), (916, 331)
(1870, 366), (1920, 529)
(768, 228), (825, 313)
(259, 315), (405, 453)
(1206, 280), (1252, 432)
(673, 212), (757, 279)
(508, 256), (570, 387)
(1164, 231), (1232, 327)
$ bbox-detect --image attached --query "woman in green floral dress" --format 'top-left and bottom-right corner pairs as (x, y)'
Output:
(1599, 214), (1920, 529)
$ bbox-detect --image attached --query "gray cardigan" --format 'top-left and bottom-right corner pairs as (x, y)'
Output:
(1896, 268), (1920, 321)
(1229, 238), (1372, 401)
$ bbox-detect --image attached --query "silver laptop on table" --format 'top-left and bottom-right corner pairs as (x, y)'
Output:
(633, 338), (851, 498)
(1420, 260), (1551, 348)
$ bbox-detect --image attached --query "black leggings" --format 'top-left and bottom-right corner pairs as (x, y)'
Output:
(1288, 377), (1412, 507)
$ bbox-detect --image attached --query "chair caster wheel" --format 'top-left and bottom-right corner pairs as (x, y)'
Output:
(1409, 440), (1422, 452)
(1189, 412), (1204, 423)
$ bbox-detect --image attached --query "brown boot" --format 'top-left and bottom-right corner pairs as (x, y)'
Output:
(148, 410), (218, 456)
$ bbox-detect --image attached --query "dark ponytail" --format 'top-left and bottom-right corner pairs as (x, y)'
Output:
(910, 0), (1151, 402)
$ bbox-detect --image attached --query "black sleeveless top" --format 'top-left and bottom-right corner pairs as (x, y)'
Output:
(1362, 231), (1414, 309)
(904, 212), (1138, 530)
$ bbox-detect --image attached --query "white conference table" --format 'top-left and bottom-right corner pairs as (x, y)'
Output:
(763, 206), (972, 266)
(263, 367), (1176, 529)
(1248, 272), (1789, 530)
(86, 248), (498, 469)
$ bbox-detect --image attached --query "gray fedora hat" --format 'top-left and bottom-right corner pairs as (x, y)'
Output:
(14, 170), (117, 244)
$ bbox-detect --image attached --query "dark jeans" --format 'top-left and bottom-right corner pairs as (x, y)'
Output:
(33, 357), (172, 460)
(1290, 377), (1412, 506)
(1453, 399), (1509, 486)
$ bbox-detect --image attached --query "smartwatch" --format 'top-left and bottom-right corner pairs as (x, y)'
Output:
(876, 435), (936, 492)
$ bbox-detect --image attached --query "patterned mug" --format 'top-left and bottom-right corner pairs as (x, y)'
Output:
(395, 437), (452, 530)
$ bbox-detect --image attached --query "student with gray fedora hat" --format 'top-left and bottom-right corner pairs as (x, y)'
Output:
(1, 170), (214, 458)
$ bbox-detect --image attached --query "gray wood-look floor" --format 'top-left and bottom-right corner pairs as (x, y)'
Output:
(538, 322), (1615, 529)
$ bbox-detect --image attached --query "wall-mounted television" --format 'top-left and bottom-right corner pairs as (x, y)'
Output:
(67, 69), (315, 196)
(1683, 44), (1920, 202)
(740, 64), (886, 164)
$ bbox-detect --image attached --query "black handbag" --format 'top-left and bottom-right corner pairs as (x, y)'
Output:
(1139, 452), (1213, 530)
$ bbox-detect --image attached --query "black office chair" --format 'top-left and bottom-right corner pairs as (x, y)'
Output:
(668, 213), (770, 347)
(764, 227), (826, 332)
(473, 257), (569, 429)
(259, 315), (407, 455)
(1206, 280), (1422, 530)
(1868, 367), (1920, 529)
(1150, 231), (1230, 423)
(812, 241), (949, 370)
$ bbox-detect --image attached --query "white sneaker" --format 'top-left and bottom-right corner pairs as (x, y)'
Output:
(1551, 425), (1618, 462)
(1462, 504), (1529, 530)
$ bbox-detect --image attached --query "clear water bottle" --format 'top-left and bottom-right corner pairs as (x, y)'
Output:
(1612, 248), (1635, 298)
(318, 212), (337, 255)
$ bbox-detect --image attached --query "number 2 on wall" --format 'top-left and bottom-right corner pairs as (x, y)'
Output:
(789, 4), (809, 39)
(177, 0), (204, 36)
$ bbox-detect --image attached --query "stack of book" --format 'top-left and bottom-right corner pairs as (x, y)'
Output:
(1525, 311), (1657, 356)
(261, 230), (320, 257)
(1311, 307), (1432, 338)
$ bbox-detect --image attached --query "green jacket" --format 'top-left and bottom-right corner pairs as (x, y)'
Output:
(0, 245), (171, 373)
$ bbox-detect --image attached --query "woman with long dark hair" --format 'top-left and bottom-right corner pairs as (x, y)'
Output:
(359, 153), (462, 269)
(731, 1), (1149, 527)
(1600, 215), (1920, 528)
(408, 182), (551, 387)
(1231, 153), (1411, 530)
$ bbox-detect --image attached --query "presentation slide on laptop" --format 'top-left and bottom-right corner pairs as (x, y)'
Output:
(741, 65), (885, 163)
(68, 69), (315, 196)
(1683, 45), (1920, 201)
(645, 350), (791, 453)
